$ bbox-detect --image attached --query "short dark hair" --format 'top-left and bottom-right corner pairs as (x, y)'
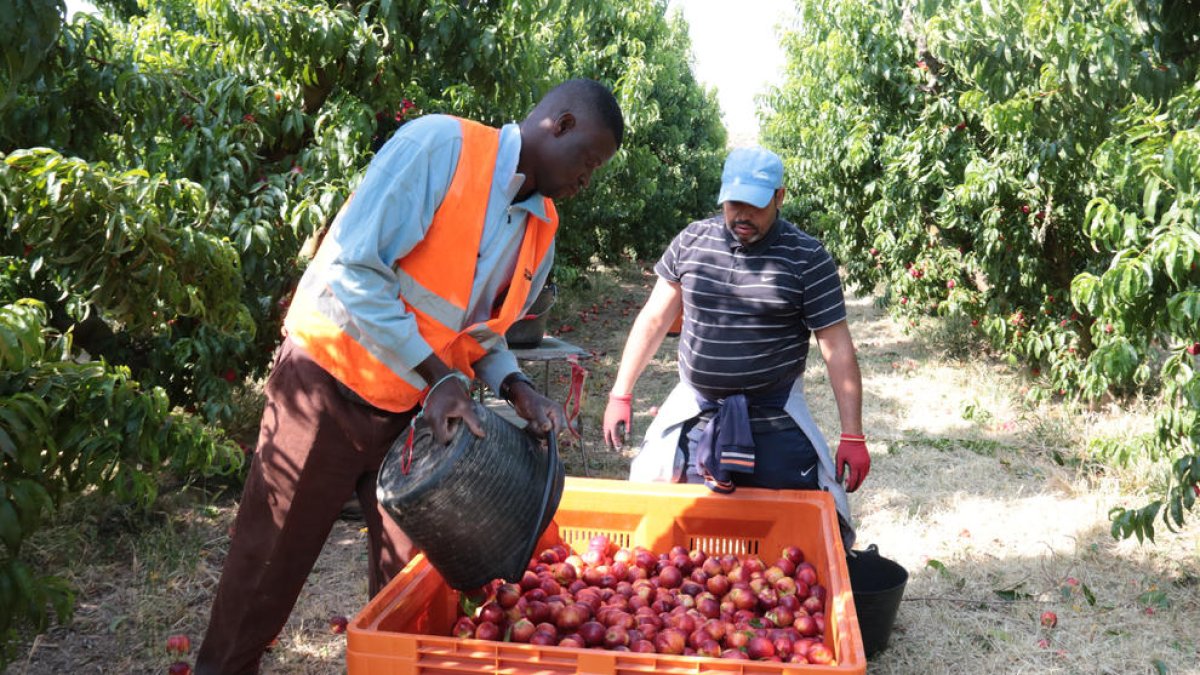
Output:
(541, 79), (624, 148)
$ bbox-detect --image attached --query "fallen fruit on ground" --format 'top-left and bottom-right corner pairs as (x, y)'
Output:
(166, 634), (191, 654)
(329, 614), (349, 634)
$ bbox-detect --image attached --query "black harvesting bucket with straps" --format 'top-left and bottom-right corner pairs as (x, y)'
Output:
(376, 402), (565, 591)
(504, 283), (557, 348)
(846, 544), (908, 657)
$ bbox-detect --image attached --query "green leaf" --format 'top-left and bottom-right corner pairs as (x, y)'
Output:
(1143, 178), (1161, 223)
(7, 479), (50, 534)
(992, 584), (1033, 601)
(9, 559), (45, 628)
(458, 590), (485, 618)
(1137, 589), (1170, 609)
(0, 565), (14, 633)
(0, 499), (24, 557)
(43, 575), (74, 623)
(0, 426), (17, 460)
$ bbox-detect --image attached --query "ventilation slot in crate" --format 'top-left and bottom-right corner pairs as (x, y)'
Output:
(688, 535), (760, 556)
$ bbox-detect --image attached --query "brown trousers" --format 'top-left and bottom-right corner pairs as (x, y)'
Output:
(196, 338), (416, 674)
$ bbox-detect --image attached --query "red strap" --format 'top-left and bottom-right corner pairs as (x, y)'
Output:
(401, 417), (418, 475)
(563, 356), (588, 440)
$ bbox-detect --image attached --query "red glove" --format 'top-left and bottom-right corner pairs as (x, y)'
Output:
(603, 394), (632, 449)
(836, 433), (871, 492)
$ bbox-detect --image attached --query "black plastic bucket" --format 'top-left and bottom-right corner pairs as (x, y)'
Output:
(505, 283), (557, 348)
(847, 544), (908, 657)
(376, 403), (564, 591)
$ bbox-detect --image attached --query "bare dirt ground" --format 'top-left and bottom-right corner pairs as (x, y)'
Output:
(11, 263), (1200, 674)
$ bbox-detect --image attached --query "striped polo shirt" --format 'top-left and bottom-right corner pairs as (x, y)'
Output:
(655, 214), (847, 403)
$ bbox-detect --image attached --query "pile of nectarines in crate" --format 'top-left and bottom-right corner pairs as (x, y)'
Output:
(453, 534), (837, 665)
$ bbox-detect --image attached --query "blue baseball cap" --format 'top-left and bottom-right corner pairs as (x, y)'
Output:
(717, 147), (784, 208)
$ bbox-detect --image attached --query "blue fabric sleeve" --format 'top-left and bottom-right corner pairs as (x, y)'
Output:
(321, 115), (462, 375)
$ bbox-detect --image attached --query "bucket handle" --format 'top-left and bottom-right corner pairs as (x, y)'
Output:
(517, 431), (561, 570)
(525, 283), (558, 319)
(847, 543), (881, 560)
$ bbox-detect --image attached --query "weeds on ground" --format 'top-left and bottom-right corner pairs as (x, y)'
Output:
(913, 312), (993, 361)
(15, 487), (228, 671)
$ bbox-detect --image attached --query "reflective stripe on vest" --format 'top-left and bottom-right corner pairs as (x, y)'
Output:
(284, 117), (558, 412)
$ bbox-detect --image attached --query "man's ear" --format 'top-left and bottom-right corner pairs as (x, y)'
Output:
(774, 188), (787, 208)
(553, 112), (577, 137)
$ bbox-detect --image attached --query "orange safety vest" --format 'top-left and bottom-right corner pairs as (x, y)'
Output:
(284, 118), (558, 412)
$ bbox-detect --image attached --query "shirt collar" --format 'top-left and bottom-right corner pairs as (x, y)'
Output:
(499, 123), (548, 222)
(723, 216), (783, 252)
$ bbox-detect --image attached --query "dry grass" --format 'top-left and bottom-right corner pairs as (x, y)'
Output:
(825, 295), (1200, 675)
(9, 262), (1200, 674)
(12, 480), (366, 673)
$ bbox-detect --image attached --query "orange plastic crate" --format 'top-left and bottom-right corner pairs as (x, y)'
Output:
(348, 477), (866, 674)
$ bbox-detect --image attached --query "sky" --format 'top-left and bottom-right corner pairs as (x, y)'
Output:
(64, 0), (793, 143)
(65, 0), (95, 19)
(667, 0), (795, 145)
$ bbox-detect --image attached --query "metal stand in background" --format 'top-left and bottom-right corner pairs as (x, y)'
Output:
(509, 337), (588, 392)
(510, 336), (593, 476)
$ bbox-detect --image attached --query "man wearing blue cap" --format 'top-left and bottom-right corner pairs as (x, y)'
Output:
(601, 146), (869, 544)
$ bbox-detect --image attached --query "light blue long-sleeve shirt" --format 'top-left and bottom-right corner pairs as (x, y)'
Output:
(299, 114), (554, 395)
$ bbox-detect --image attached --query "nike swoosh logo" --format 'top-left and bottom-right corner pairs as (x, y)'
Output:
(800, 466), (814, 477)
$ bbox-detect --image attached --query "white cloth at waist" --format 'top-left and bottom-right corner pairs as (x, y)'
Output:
(628, 378), (855, 549)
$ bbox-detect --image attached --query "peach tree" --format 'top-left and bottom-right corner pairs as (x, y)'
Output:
(0, 300), (242, 663)
(548, 2), (727, 278)
(762, 0), (1199, 542)
(0, 0), (724, 654)
(4, 0), (723, 418)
